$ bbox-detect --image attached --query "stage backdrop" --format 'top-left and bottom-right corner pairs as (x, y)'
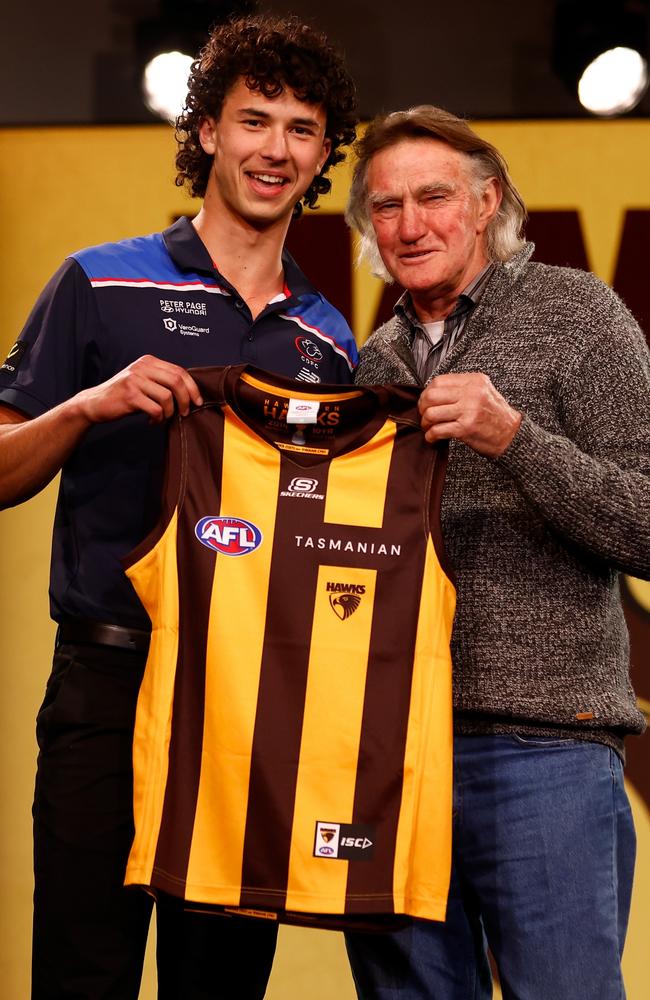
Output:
(0, 120), (648, 999)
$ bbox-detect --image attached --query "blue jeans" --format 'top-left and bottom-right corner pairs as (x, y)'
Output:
(345, 734), (635, 1000)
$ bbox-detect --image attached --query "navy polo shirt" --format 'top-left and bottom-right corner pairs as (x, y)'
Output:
(0, 217), (358, 628)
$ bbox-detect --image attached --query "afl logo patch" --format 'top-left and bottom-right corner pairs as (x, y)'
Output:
(195, 516), (262, 556)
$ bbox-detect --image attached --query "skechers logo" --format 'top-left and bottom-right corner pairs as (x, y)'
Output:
(195, 516), (262, 556)
(280, 477), (325, 500)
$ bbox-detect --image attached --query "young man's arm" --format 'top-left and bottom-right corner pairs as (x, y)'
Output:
(0, 355), (203, 508)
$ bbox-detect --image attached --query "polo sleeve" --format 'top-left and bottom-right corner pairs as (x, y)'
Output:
(0, 258), (100, 417)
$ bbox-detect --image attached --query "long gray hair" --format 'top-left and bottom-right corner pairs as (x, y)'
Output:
(345, 105), (527, 279)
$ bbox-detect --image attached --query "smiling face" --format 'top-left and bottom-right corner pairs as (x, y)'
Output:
(199, 77), (331, 231)
(367, 138), (500, 320)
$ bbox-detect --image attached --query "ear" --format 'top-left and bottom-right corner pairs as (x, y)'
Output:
(199, 116), (218, 155)
(476, 177), (501, 233)
(316, 137), (332, 176)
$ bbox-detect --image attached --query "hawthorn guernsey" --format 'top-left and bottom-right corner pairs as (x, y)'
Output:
(123, 364), (456, 929)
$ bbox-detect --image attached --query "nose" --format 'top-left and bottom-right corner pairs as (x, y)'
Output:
(398, 200), (426, 243)
(261, 127), (289, 162)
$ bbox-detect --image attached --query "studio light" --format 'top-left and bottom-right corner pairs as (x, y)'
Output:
(553, 1), (650, 116)
(578, 46), (648, 115)
(143, 51), (194, 123)
(137, 1), (257, 122)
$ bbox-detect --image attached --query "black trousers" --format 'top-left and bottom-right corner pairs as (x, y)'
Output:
(32, 639), (278, 999)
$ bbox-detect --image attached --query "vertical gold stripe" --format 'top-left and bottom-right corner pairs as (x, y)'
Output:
(125, 511), (180, 886)
(324, 421), (396, 528)
(186, 409), (280, 902)
(393, 540), (455, 920)
(285, 565), (376, 912)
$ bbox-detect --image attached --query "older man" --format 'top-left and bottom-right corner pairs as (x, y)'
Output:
(344, 106), (650, 1000)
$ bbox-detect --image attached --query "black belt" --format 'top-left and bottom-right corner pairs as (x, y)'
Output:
(57, 620), (151, 654)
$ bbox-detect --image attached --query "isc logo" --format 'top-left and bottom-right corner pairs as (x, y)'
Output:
(195, 516), (262, 556)
(340, 837), (373, 850)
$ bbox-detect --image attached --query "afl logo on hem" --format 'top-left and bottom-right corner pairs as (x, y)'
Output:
(195, 516), (262, 556)
(314, 822), (341, 858)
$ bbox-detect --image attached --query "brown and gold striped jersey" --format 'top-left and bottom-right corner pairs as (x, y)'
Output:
(124, 365), (456, 928)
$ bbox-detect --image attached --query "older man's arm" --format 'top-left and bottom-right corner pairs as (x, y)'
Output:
(419, 299), (650, 580)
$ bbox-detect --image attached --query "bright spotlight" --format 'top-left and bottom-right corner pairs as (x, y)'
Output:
(143, 51), (193, 123)
(553, 1), (649, 117)
(579, 47), (648, 116)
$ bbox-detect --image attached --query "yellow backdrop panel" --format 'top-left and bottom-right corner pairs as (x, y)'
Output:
(0, 121), (648, 999)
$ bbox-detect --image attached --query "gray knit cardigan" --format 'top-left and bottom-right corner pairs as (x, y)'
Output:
(355, 244), (650, 753)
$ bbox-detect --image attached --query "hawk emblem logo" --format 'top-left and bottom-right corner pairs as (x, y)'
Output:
(329, 593), (362, 620)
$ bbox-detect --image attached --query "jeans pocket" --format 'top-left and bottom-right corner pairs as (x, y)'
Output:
(511, 732), (578, 748)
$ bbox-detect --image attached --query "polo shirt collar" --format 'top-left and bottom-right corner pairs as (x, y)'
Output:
(162, 215), (316, 300)
(163, 216), (214, 275)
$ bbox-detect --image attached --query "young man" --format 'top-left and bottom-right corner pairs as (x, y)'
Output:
(0, 15), (357, 999)
(344, 106), (649, 1000)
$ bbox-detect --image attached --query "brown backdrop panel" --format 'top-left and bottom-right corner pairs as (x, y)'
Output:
(285, 214), (352, 323)
(525, 210), (589, 270)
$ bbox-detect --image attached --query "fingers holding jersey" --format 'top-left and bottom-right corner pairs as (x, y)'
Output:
(75, 356), (203, 424)
(418, 372), (522, 457)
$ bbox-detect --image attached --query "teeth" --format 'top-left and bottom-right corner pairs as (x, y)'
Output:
(251, 173), (284, 185)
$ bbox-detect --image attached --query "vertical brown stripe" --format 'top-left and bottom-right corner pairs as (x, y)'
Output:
(344, 428), (437, 913)
(152, 405), (225, 891)
(239, 453), (331, 908)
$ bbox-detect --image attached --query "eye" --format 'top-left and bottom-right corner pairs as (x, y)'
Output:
(243, 117), (265, 128)
(373, 202), (399, 215)
(291, 125), (317, 137)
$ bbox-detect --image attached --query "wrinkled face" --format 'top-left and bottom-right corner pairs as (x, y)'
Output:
(367, 138), (497, 313)
(199, 77), (331, 229)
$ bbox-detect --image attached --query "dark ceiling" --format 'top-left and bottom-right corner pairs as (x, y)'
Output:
(3, 0), (650, 125)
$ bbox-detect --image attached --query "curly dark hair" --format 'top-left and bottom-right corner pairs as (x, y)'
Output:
(175, 14), (358, 216)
